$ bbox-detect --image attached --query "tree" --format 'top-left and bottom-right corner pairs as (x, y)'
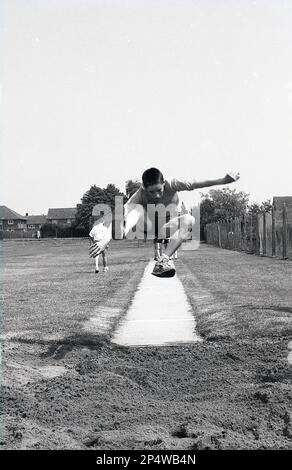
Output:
(200, 188), (250, 228)
(261, 199), (273, 213)
(125, 179), (141, 198)
(76, 184), (126, 232)
(248, 199), (272, 215)
(41, 222), (58, 238)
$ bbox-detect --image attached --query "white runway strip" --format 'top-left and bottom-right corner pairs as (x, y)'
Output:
(112, 261), (202, 347)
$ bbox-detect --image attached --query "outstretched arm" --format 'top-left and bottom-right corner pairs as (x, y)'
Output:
(170, 172), (240, 191)
(192, 171), (240, 189)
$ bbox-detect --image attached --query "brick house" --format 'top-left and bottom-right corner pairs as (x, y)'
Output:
(26, 214), (47, 235)
(0, 206), (27, 234)
(47, 208), (77, 228)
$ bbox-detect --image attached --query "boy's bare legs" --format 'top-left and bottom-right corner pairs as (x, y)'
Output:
(161, 214), (195, 258)
(94, 254), (100, 273)
(152, 214), (194, 277)
(154, 241), (160, 260)
(154, 240), (163, 260)
(163, 238), (177, 260)
(102, 250), (109, 272)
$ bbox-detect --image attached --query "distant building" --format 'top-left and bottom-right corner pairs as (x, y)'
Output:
(26, 214), (47, 235)
(47, 208), (77, 228)
(0, 206), (27, 234)
(0, 205), (79, 238)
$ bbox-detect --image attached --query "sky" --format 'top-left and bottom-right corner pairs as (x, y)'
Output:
(1, 0), (292, 215)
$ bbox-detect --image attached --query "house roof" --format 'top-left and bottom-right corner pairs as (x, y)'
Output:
(26, 215), (47, 224)
(47, 208), (77, 219)
(0, 205), (26, 220)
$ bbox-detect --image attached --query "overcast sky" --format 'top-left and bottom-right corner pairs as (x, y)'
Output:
(1, 0), (292, 215)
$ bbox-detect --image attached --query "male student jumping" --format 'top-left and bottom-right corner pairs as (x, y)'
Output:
(89, 168), (240, 277)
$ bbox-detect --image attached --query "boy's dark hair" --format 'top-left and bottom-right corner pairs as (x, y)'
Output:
(142, 168), (164, 188)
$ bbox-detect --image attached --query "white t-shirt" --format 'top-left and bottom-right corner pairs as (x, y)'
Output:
(89, 222), (108, 242)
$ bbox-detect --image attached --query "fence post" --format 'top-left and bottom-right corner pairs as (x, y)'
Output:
(215, 222), (217, 246)
(255, 213), (260, 256)
(226, 219), (230, 249)
(239, 217), (242, 251)
(262, 212), (267, 256)
(241, 217), (245, 251)
(228, 219), (231, 250)
(249, 213), (253, 253)
(243, 214), (247, 252)
(272, 205), (276, 257)
(282, 203), (288, 260)
(236, 217), (241, 251)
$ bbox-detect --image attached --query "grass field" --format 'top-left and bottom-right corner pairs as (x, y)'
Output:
(1, 239), (292, 450)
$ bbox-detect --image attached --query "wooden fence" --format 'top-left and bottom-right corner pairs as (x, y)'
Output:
(205, 203), (292, 260)
(0, 230), (36, 240)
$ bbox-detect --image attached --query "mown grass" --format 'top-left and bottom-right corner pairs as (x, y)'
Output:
(179, 244), (292, 341)
(1, 239), (153, 340)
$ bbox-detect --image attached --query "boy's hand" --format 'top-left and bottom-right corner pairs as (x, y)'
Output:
(224, 172), (240, 184)
(89, 240), (107, 257)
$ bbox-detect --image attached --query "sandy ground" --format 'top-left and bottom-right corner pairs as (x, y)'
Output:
(1, 239), (292, 450)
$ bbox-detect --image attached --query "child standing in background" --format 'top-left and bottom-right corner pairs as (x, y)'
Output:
(89, 217), (109, 274)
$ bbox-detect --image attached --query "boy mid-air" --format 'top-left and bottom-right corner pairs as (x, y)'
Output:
(89, 168), (240, 278)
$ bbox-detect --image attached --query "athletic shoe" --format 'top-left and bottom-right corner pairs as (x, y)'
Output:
(95, 269), (99, 274)
(103, 266), (109, 272)
(152, 255), (176, 278)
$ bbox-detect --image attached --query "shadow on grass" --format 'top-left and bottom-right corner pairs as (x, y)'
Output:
(106, 258), (151, 266)
(256, 364), (292, 384)
(73, 259), (150, 273)
(11, 333), (110, 360)
(237, 304), (292, 314)
(73, 271), (96, 274)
